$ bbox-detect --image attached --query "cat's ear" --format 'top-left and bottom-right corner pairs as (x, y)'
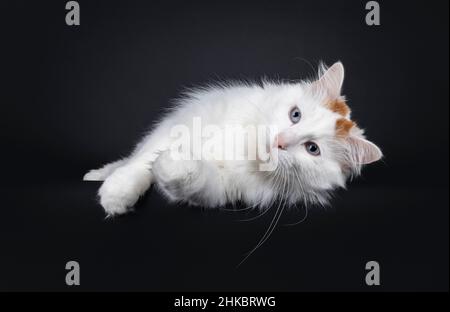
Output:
(310, 62), (345, 99)
(346, 135), (383, 165)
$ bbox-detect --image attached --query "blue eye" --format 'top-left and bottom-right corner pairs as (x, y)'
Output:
(289, 106), (301, 123)
(305, 141), (320, 156)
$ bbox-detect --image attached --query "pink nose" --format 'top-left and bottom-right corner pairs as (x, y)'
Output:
(274, 134), (287, 150)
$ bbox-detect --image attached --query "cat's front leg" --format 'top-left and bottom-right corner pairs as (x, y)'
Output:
(98, 162), (152, 216)
(152, 150), (226, 207)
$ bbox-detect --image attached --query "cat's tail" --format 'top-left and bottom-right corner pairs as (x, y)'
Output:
(83, 158), (128, 181)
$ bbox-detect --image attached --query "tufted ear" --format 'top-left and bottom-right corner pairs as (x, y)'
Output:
(346, 135), (383, 165)
(310, 62), (345, 100)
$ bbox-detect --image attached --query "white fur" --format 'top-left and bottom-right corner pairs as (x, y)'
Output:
(84, 62), (382, 216)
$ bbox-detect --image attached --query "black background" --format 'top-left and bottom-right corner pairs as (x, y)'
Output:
(1, 0), (448, 291)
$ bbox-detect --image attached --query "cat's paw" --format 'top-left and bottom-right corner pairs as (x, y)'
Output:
(98, 177), (136, 216)
(83, 169), (106, 181)
(98, 171), (138, 216)
(152, 150), (200, 183)
(100, 197), (132, 216)
(97, 165), (151, 216)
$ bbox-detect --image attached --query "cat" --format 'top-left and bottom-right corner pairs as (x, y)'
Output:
(84, 62), (382, 217)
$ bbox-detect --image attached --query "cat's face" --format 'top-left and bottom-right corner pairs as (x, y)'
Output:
(264, 62), (382, 204)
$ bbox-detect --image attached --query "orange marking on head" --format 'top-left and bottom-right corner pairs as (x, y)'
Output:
(336, 118), (355, 137)
(327, 99), (350, 117)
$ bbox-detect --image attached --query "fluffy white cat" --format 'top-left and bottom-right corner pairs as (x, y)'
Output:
(84, 62), (382, 217)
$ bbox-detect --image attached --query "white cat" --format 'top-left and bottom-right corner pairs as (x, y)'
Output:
(84, 62), (382, 217)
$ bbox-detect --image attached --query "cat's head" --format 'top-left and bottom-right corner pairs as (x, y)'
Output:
(265, 62), (382, 205)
